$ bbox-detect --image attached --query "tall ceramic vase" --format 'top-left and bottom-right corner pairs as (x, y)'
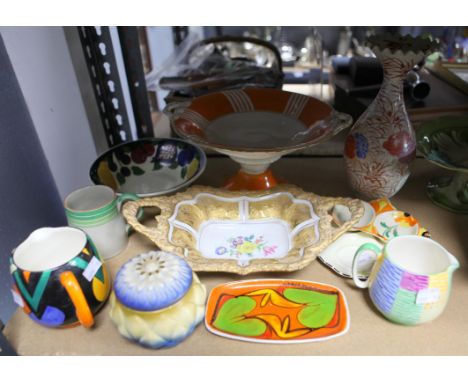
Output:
(344, 34), (438, 199)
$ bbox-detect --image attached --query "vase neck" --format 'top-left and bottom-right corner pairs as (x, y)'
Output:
(381, 75), (405, 94)
(375, 75), (405, 109)
(379, 55), (414, 82)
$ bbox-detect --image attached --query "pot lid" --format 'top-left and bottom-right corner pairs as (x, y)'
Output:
(114, 251), (193, 311)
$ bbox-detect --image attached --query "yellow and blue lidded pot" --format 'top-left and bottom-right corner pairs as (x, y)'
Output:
(109, 251), (206, 349)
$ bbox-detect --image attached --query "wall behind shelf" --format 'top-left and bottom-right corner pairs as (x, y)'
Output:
(0, 34), (67, 324)
(0, 27), (98, 200)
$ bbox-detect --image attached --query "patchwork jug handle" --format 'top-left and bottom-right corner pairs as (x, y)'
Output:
(352, 243), (381, 289)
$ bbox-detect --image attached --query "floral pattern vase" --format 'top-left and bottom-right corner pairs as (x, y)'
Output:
(344, 34), (438, 199)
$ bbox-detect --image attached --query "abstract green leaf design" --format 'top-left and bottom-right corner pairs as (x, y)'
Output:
(283, 288), (337, 329)
(213, 296), (267, 337)
(169, 161), (179, 170)
(152, 161), (162, 171)
(131, 166), (145, 176)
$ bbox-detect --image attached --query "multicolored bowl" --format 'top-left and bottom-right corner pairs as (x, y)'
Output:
(90, 138), (206, 197)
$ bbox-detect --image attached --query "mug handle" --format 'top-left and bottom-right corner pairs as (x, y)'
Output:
(59, 271), (94, 328)
(117, 193), (140, 211)
(351, 243), (381, 289)
(117, 193), (142, 233)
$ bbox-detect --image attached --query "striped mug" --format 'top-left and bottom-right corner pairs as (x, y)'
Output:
(352, 235), (459, 325)
(64, 185), (138, 260)
(10, 227), (110, 328)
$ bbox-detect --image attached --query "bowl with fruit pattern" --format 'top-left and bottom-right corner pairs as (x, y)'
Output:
(90, 138), (206, 197)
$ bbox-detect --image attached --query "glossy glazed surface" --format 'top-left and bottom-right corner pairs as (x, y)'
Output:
(90, 138), (206, 197)
(168, 192), (320, 267)
(417, 116), (468, 172)
(64, 186), (138, 260)
(205, 279), (349, 343)
(345, 34), (438, 198)
(361, 236), (459, 325)
(357, 198), (430, 240)
(110, 272), (206, 349)
(170, 88), (351, 189)
(172, 88), (345, 152)
(11, 228), (111, 328)
(113, 251), (193, 311)
(319, 232), (382, 279)
(417, 116), (468, 214)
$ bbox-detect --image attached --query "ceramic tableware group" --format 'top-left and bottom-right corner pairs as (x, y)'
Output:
(8, 68), (463, 352)
(352, 235), (459, 325)
(64, 185), (138, 260)
(321, 198), (429, 279)
(10, 227), (111, 328)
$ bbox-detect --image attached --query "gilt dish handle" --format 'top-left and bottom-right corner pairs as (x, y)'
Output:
(122, 198), (167, 243)
(313, 195), (365, 244)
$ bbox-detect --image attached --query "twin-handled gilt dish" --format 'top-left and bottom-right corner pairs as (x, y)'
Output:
(122, 185), (363, 274)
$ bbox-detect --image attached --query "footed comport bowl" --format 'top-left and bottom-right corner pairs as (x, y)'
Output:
(169, 88), (352, 190)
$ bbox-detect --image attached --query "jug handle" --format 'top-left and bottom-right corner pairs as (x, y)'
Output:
(59, 271), (94, 328)
(352, 243), (381, 289)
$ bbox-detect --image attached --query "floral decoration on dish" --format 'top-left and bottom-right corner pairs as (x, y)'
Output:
(215, 235), (278, 258)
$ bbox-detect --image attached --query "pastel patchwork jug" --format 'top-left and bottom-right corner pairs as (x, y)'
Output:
(10, 227), (111, 328)
(352, 235), (459, 325)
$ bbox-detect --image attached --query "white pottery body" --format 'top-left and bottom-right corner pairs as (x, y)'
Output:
(78, 216), (128, 260)
(65, 185), (131, 260)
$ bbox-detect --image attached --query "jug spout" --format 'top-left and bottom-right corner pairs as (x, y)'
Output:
(447, 253), (460, 273)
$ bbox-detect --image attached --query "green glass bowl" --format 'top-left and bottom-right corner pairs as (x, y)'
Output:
(416, 116), (468, 214)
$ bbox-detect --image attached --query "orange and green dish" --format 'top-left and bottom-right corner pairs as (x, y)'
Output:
(205, 279), (349, 343)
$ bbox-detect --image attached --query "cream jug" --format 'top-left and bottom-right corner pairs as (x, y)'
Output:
(352, 235), (459, 325)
